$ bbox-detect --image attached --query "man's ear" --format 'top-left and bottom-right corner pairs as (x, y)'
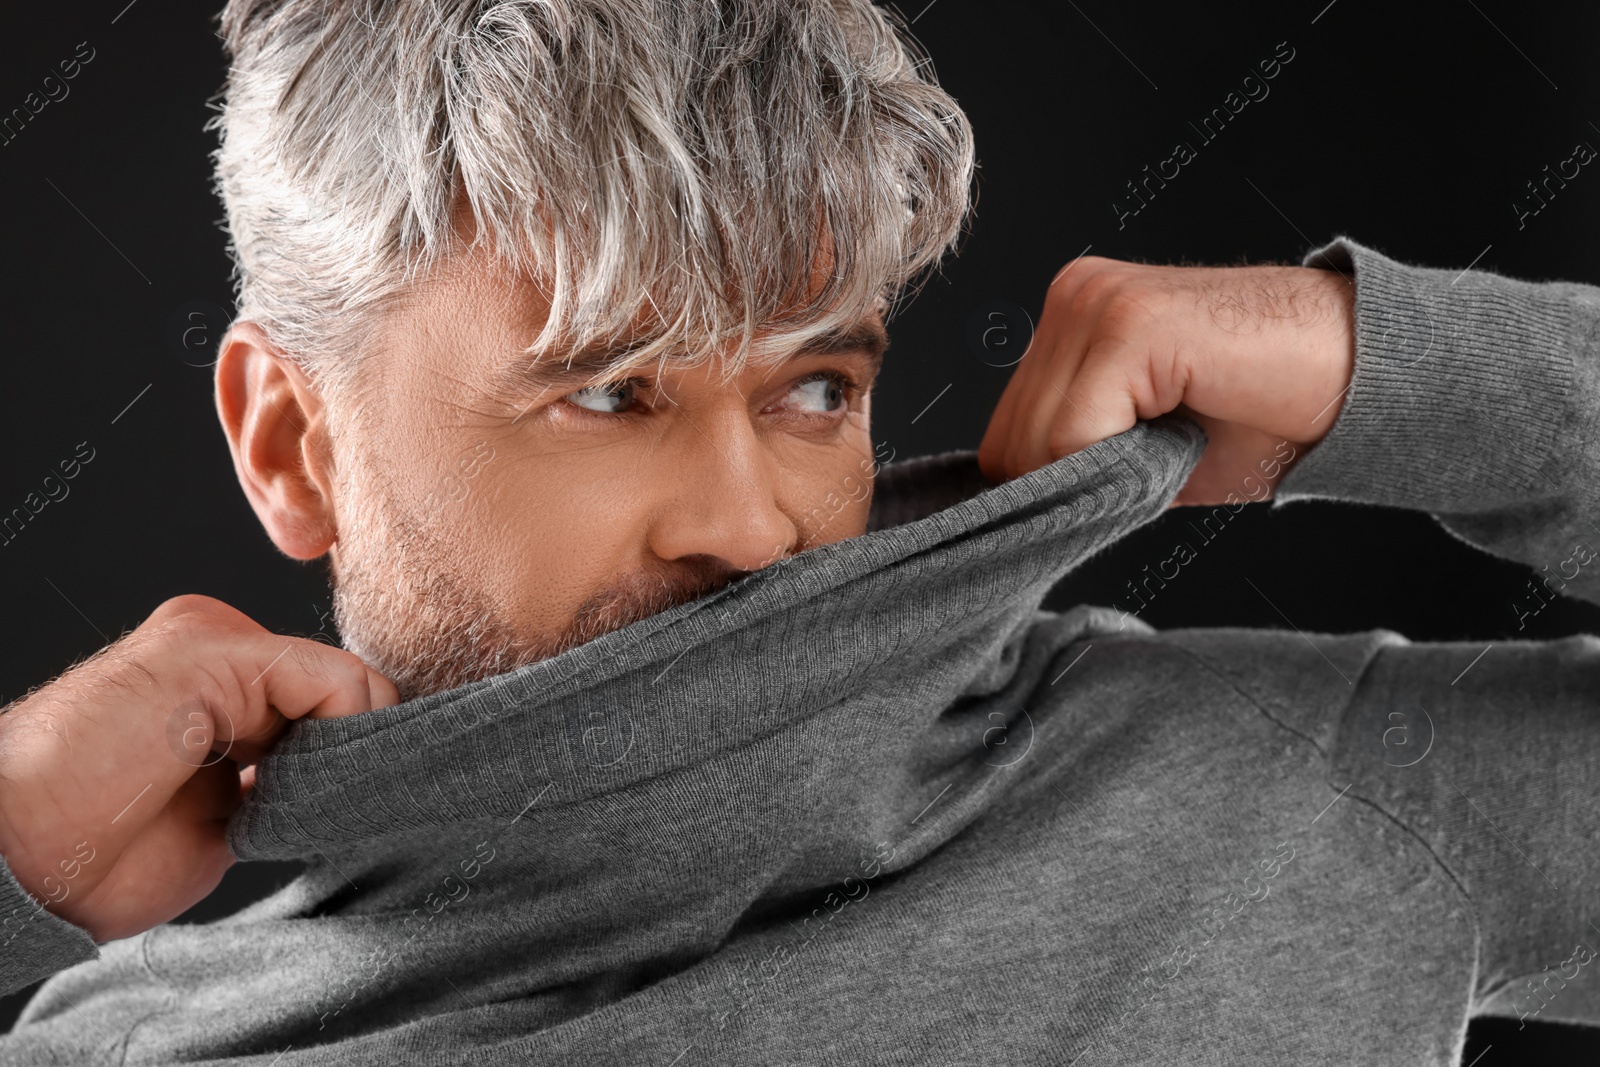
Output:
(214, 322), (340, 561)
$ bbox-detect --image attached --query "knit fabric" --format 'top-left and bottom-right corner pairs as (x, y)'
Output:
(3, 236), (1599, 1065)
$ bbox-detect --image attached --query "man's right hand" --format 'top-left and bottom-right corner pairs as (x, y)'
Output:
(0, 594), (398, 943)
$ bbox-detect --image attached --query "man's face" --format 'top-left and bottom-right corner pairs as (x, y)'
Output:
(324, 254), (887, 701)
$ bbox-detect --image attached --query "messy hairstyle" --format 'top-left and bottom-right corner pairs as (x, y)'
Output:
(207, 0), (977, 401)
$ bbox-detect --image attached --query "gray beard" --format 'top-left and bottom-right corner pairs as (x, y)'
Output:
(327, 450), (742, 703)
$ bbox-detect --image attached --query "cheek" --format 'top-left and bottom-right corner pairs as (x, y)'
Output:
(460, 448), (648, 623)
(781, 426), (876, 545)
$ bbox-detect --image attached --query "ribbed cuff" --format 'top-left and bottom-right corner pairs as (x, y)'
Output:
(1271, 236), (1575, 514)
(0, 850), (98, 997)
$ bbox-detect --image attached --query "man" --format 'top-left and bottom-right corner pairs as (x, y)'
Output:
(1, 1), (1598, 1064)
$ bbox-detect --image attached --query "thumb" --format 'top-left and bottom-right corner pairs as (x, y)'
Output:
(365, 666), (401, 711)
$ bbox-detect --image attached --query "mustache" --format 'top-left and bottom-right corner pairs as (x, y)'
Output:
(563, 557), (749, 646)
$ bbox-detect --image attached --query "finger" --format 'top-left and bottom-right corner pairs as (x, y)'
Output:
(238, 633), (384, 726)
(979, 262), (1102, 482)
(1002, 347), (1086, 480)
(164, 634), (382, 798)
(987, 276), (1115, 481)
(170, 755), (243, 825)
(0, 613), (371, 913)
(61, 766), (239, 940)
(1042, 353), (1142, 463)
(978, 340), (1038, 482)
(364, 667), (400, 712)
(999, 348), (1145, 483)
(979, 325), (1076, 482)
(152, 632), (387, 785)
(978, 275), (1082, 482)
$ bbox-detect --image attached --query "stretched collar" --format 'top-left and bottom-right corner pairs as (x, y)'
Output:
(227, 414), (1206, 864)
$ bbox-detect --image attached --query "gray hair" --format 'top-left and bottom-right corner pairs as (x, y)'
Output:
(207, 0), (977, 400)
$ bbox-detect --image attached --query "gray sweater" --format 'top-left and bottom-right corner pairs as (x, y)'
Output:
(3, 236), (1600, 1065)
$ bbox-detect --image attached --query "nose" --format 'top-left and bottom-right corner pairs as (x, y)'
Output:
(645, 407), (799, 574)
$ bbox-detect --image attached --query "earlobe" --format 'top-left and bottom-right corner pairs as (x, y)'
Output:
(215, 323), (340, 561)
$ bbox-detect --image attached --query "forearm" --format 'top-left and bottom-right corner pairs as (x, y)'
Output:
(1273, 236), (1600, 613)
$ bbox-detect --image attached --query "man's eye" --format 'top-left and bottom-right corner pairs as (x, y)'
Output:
(785, 371), (851, 414)
(566, 379), (640, 414)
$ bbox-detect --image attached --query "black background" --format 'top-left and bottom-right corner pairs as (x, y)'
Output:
(3, 0), (1600, 1058)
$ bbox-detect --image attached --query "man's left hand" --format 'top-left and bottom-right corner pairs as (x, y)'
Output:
(976, 255), (1356, 508)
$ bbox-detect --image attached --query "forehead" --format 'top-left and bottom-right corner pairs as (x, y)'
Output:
(379, 229), (891, 409)
(487, 317), (891, 397)
(399, 245), (884, 380)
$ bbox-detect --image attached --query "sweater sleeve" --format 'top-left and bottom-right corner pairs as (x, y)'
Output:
(1270, 236), (1600, 621)
(1267, 237), (1600, 1031)
(0, 849), (98, 999)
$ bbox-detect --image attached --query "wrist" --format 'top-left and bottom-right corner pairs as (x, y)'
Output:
(1291, 264), (1356, 451)
(1184, 263), (1356, 449)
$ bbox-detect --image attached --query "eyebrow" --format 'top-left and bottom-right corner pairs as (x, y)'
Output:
(489, 320), (890, 400)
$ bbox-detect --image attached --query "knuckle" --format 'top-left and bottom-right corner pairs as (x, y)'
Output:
(334, 650), (370, 689)
(145, 595), (254, 642)
(1095, 285), (1152, 329)
(1054, 253), (1110, 280)
(1048, 257), (1106, 303)
(1071, 263), (1124, 304)
(149, 594), (222, 623)
(291, 642), (366, 691)
(1076, 338), (1127, 382)
(155, 593), (207, 614)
